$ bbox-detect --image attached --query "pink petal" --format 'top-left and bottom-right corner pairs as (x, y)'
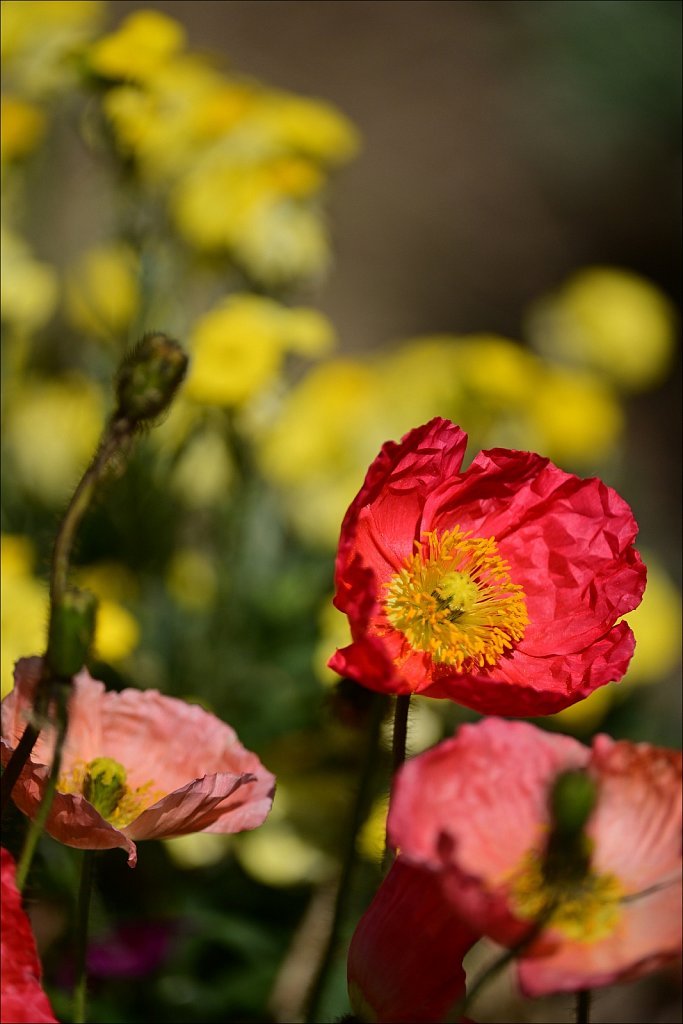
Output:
(347, 858), (478, 1023)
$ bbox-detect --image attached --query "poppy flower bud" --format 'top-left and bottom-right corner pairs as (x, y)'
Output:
(115, 333), (188, 425)
(47, 587), (98, 679)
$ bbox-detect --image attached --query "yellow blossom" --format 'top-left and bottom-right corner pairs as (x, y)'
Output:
(1, 226), (58, 333)
(528, 267), (677, 392)
(1, 535), (47, 698)
(75, 562), (140, 664)
(529, 365), (624, 466)
(1, 1), (104, 96)
(0, 96), (45, 161)
(3, 373), (104, 504)
(170, 430), (235, 508)
(186, 295), (335, 407)
(64, 242), (139, 342)
(87, 9), (186, 83)
(257, 92), (360, 164)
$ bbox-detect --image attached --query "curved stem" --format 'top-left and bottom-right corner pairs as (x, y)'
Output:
(3, 417), (131, 815)
(15, 687), (69, 892)
(303, 694), (386, 1024)
(50, 419), (128, 604)
(576, 989), (591, 1024)
(73, 851), (96, 1024)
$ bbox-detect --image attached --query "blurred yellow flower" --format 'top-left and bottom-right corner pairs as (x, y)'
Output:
(164, 833), (233, 870)
(1, 226), (58, 333)
(1, 535), (47, 698)
(76, 562), (140, 664)
(166, 549), (218, 611)
(186, 295), (335, 407)
(64, 242), (139, 342)
(313, 600), (352, 686)
(527, 267), (677, 392)
(3, 373), (104, 504)
(87, 9), (186, 82)
(0, 95), (45, 161)
(235, 820), (334, 887)
(170, 429), (235, 508)
(528, 365), (624, 466)
(1, 0), (104, 96)
(257, 92), (360, 164)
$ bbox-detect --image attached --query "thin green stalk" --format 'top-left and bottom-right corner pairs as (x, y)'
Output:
(50, 419), (128, 604)
(381, 693), (410, 872)
(303, 694), (386, 1024)
(576, 989), (591, 1024)
(15, 688), (68, 892)
(391, 694), (411, 776)
(73, 852), (96, 1024)
(3, 418), (129, 814)
(447, 908), (555, 1022)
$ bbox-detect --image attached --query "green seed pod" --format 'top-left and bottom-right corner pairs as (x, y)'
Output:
(549, 769), (598, 838)
(47, 588), (97, 679)
(83, 757), (127, 819)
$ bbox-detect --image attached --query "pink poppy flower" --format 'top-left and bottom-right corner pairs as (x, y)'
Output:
(347, 856), (478, 1023)
(1, 658), (275, 868)
(1, 846), (58, 1024)
(329, 418), (645, 715)
(388, 717), (682, 997)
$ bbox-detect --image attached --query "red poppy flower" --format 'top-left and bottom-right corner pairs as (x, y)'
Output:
(1, 658), (275, 867)
(347, 857), (478, 1024)
(1, 847), (58, 1024)
(388, 718), (682, 997)
(329, 418), (645, 715)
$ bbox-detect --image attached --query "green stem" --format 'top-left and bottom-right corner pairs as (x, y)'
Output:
(303, 694), (386, 1024)
(73, 852), (96, 1024)
(15, 686), (69, 892)
(381, 693), (410, 871)
(448, 909), (554, 1022)
(50, 418), (128, 604)
(3, 417), (130, 815)
(391, 694), (411, 776)
(576, 989), (591, 1024)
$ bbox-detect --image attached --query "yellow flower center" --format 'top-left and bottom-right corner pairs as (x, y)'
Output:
(509, 850), (624, 942)
(59, 757), (160, 828)
(383, 528), (528, 671)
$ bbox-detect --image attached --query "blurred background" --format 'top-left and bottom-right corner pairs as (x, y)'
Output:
(1, 2), (681, 1022)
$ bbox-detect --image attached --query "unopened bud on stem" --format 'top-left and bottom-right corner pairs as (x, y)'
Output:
(115, 333), (188, 425)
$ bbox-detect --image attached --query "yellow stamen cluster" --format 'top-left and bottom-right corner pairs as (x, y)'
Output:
(59, 757), (160, 828)
(509, 849), (624, 942)
(383, 528), (528, 671)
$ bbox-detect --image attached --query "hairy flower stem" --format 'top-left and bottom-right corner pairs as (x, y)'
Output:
(303, 694), (386, 1024)
(50, 418), (130, 605)
(15, 687), (69, 892)
(2, 417), (131, 816)
(73, 851), (96, 1024)
(381, 693), (411, 872)
(576, 989), (592, 1024)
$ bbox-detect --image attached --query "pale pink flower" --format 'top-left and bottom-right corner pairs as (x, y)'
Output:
(388, 718), (682, 997)
(1, 658), (275, 867)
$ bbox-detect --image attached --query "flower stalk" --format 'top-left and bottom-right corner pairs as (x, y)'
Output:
(73, 851), (96, 1024)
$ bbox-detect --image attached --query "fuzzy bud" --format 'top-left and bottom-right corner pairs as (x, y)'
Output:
(115, 333), (188, 424)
